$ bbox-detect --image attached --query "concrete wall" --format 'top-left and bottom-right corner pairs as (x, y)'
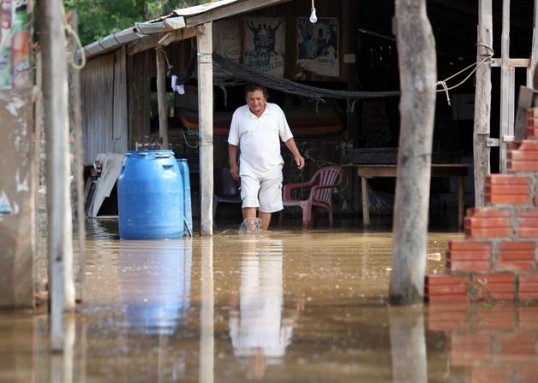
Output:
(0, 93), (35, 308)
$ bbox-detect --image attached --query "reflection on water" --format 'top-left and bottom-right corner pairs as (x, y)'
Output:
(426, 303), (538, 382)
(230, 237), (302, 380)
(119, 240), (192, 334)
(3, 223), (538, 382)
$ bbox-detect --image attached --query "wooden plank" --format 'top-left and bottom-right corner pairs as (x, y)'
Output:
(197, 23), (214, 236)
(515, 86), (535, 140)
(87, 153), (124, 218)
(499, 0), (513, 173)
(528, 0), (538, 87)
(113, 47), (128, 153)
(156, 48), (169, 149)
(473, 0), (493, 207)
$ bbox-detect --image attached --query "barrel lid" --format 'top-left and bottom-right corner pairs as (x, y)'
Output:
(125, 150), (174, 158)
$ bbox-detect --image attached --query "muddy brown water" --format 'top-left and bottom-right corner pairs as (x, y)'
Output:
(1, 218), (536, 382)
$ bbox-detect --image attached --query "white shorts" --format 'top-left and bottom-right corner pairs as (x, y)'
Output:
(240, 165), (283, 213)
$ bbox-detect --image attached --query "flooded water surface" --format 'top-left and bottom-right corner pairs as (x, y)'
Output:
(1, 221), (537, 382)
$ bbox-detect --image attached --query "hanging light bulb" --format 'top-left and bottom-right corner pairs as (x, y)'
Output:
(309, 0), (318, 23)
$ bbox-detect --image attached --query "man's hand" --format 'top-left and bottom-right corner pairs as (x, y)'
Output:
(230, 164), (240, 180)
(295, 155), (305, 170)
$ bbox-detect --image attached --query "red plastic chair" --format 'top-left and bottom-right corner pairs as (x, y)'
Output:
(279, 166), (344, 229)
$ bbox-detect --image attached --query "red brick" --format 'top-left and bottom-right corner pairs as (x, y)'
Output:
(499, 241), (536, 251)
(485, 184), (529, 195)
(527, 108), (538, 119)
(517, 227), (538, 238)
(425, 294), (470, 303)
(471, 366), (512, 383)
(473, 273), (515, 284)
(518, 292), (538, 300)
(516, 365), (538, 383)
(518, 208), (538, 218)
(508, 160), (538, 172)
(518, 282), (538, 292)
(425, 284), (468, 295)
(526, 128), (538, 139)
(472, 274), (516, 301)
(465, 226), (512, 238)
(496, 332), (536, 355)
(516, 139), (538, 152)
(485, 193), (531, 205)
(466, 207), (511, 218)
(519, 306), (538, 329)
(496, 261), (535, 271)
(518, 273), (538, 283)
(447, 250), (491, 261)
(464, 217), (512, 228)
(448, 260), (491, 272)
(425, 273), (471, 285)
(507, 141), (523, 151)
(498, 252), (535, 261)
(474, 283), (515, 293)
(519, 217), (538, 227)
(508, 149), (538, 160)
(486, 174), (530, 185)
(449, 240), (492, 251)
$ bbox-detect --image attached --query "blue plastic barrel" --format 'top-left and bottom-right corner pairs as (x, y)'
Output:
(177, 158), (193, 236)
(118, 150), (184, 239)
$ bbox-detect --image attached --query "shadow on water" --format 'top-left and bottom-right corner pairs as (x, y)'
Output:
(2, 217), (538, 382)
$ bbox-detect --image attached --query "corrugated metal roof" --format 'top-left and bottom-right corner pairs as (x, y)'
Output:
(82, 0), (291, 59)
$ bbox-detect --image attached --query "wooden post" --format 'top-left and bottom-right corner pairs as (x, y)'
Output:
(67, 9), (85, 304)
(473, 0), (493, 207)
(499, 0), (514, 172)
(197, 23), (214, 236)
(528, 0), (538, 87)
(38, 0), (75, 351)
(156, 48), (169, 150)
(389, 0), (437, 304)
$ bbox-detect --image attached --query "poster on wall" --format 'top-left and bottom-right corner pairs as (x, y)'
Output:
(297, 17), (339, 78)
(213, 19), (242, 63)
(0, 0), (31, 90)
(244, 17), (286, 77)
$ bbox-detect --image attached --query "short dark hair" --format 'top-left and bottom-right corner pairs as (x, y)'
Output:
(244, 83), (269, 100)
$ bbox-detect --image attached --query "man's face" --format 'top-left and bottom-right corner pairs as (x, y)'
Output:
(246, 89), (267, 117)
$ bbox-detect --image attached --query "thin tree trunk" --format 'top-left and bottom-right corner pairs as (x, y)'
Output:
(390, 0), (437, 304)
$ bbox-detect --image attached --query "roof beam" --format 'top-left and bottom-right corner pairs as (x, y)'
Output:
(126, 27), (200, 55)
(185, 0), (293, 27)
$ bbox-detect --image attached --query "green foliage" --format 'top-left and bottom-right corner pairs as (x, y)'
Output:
(64, 0), (216, 46)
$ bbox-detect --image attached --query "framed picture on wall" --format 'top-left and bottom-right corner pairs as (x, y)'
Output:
(213, 19), (242, 63)
(297, 17), (339, 78)
(244, 17), (286, 77)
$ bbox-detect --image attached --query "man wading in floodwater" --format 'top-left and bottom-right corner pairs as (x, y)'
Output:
(228, 84), (305, 233)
